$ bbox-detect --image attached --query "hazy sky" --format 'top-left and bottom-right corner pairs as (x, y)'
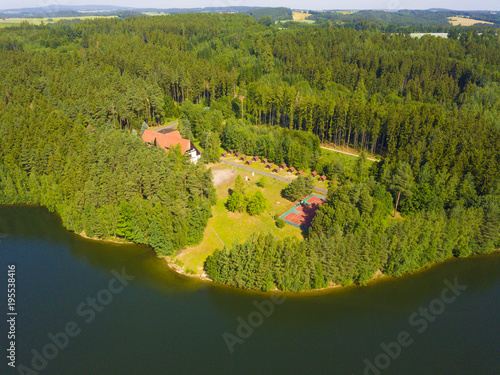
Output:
(1, 0), (499, 11)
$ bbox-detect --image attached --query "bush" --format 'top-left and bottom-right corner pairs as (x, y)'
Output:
(275, 218), (285, 228)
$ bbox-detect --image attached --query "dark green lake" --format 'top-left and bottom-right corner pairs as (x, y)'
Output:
(1, 205), (499, 375)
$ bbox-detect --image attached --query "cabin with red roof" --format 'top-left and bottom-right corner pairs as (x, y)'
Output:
(229, 149), (234, 154)
(253, 156), (259, 161)
(142, 129), (200, 163)
(288, 167), (296, 173)
(235, 152), (241, 157)
(311, 171), (318, 177)
(245, 160), (252, 165)
(320, 175), (327, 182)
(297, 170), (304, 175)
(272, 167), (279, 173)
(262, 158), (268, 164)
(280, 163), (287, 169)
(221, 152), (227, 157)
(240, 155), (247, 161)
(265, 163), (272, 169)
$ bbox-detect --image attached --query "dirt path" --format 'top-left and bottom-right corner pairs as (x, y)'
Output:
(320, 145), (379, 162)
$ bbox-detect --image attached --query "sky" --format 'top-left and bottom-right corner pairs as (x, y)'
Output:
(0, 0), (499, 11)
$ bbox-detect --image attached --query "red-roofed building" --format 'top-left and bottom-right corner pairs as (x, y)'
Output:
(221, 152), (227, 157)
(240, 155), (247, 161)
(288, 167), (295, 173)
(142, 129), (200, 163)
(253, 156), (260, 161)
(265, 164), (272, 169)
(235, 152), (241, 157)
(262, 158), (268, 164)
(297, 170), (304, 175)
(280, 163), (287, 169)
(272, 167), (279, 173)
(320, 175), (327, 182)
(311, 171), (318, 177)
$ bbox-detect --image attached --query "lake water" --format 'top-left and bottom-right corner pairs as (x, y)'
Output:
(0, 205), (498, 374)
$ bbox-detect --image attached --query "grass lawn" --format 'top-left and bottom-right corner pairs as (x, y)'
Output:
(174, 163), (303, 274)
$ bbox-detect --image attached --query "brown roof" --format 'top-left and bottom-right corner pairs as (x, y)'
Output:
(253, 156), (259, 161)
(229, 149), (234, 154)
(289, 167), (296, 172)
(221, 152), (227, 157)
(265, 164), (272, 169)
(262, 158), (268, 163)
(240, 155), (247, 160)
(311, 171), (318, 177)
(272, 167), (279, 173)
(245, 160), (252, 165)
(235, 152), (241, 156)
(142, 129), (191, 154)
(297, 170), (304, 175)
(280, 163), (287, 168)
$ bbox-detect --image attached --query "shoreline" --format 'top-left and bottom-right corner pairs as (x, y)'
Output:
(163, 251), (500, 294)
(163, 255), (388, 292)
(77, 230), (136, 245)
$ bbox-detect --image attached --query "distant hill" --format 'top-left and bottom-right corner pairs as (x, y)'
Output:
(243, 7), (293, 21)
(0, 5), (265, 16)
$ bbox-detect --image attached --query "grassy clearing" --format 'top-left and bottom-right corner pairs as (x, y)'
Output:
(0, 16), (116, 28)
(447, 17), (493, 26)
(174, 163), (303, 274)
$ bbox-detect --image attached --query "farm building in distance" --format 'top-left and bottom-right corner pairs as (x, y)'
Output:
(142, 129), (200, 163)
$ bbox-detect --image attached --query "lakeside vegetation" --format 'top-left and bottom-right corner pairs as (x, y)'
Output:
(0, 12), (498, 291)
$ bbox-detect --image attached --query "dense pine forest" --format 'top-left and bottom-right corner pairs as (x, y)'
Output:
(0, 13), (499, 290)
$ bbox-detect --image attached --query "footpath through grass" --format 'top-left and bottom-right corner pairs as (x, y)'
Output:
(173, 163), (303, 274)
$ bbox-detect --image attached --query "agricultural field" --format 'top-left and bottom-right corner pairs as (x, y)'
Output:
(173, 163), (303, 274)
(447, 16), (494, 26)
(292, 11), (311, 21)
(0, 15), (116, 28)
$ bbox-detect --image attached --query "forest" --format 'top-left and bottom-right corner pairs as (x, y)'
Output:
(0, 13), (499, 290)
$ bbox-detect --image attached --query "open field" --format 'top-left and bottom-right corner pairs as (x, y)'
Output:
(0, 16), (116, 28)
(293, 11), (311, 21)
(447, 17), (493, 26)
(173, 163), (303, 274)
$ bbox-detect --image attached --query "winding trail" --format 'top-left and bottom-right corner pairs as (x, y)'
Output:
(221, 160), (328, 195)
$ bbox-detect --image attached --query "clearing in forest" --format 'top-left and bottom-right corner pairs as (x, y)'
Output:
(447, 17), (493, 26)
(173, 163), (303, 274)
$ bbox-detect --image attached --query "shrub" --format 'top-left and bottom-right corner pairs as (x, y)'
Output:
(275, 218), (285, 228)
